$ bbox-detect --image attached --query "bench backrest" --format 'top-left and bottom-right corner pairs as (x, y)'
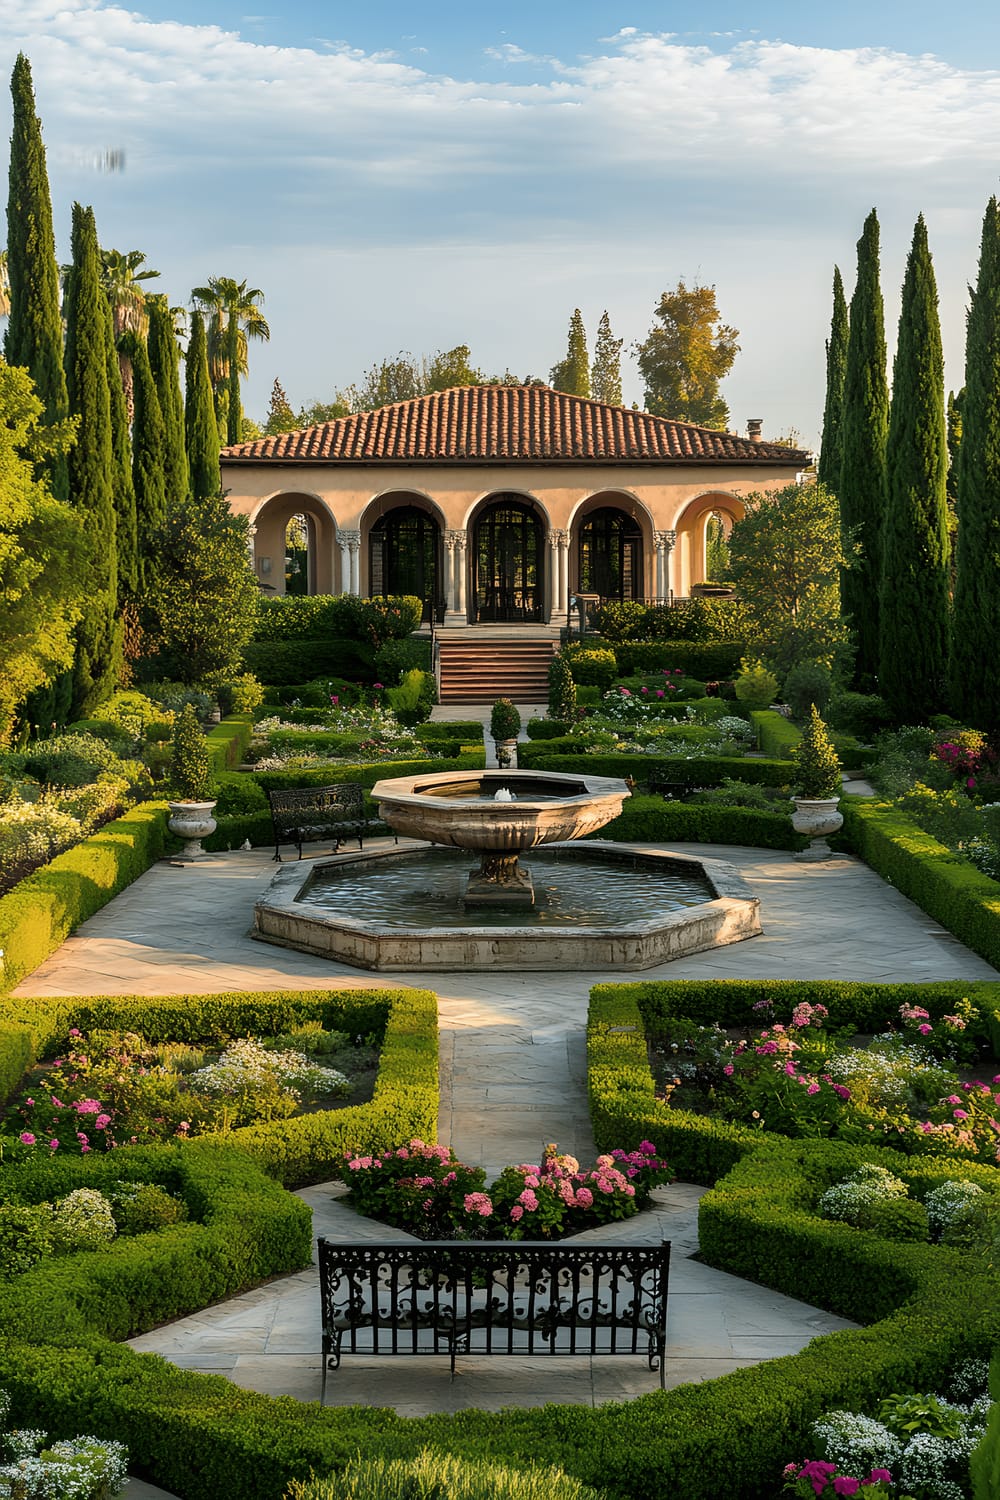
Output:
(267, 783), (364, 832)
(318, 1239), (670, 1359)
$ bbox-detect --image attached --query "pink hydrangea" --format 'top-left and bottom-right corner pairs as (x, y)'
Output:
(575, 1187), (593, 1208)
(464, 1193), (493, 1217)
(95, 1115), (112, 1130)
(510, 1204), (524, 1222)
(518, 1189), (539, 1211)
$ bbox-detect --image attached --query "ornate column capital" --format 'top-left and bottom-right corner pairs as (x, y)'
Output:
(549, 528), (570, 549)
(445, 529), (467, 551)
(653, 529), (677, 553)
(340, 528), (361, 551)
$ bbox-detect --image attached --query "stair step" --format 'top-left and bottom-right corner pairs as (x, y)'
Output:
(438, 640), (556, 703)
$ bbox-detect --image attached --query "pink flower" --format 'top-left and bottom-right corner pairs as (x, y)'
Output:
(953, 1109), (969, 1120)
(918, 1023), (933, 1035)
(19, 1132), (35, 1146)
(464, 1193), (493, 1217)
(330, 694), (339, 706)
(575, 1187), (593, 1208)
(946, 1095), (962, 1104)
(723, 1063), (734, 1076)
(95, 1114), (111, 1130)
(48, 1139), (59, 1151)
(68, 1028), (81, 1038)
(518, 1189), (539, 1211)
(866, 1474), (892, 1486)
(74, 1099), (101, 1114)
(656, 690), (664, 699)
(833, 1480), (860, 1497)
(807, 1083), (821, 1096)
(76, 1133), (89, 1146)
(510, 1204), (524, 1222)
(50, 1097), (63, 1109)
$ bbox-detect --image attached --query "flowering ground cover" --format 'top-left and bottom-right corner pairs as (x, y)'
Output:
(1, 1023), (378, 1160)
(648, 997), (1000, 1165)
(341, 1139), (671, 1241)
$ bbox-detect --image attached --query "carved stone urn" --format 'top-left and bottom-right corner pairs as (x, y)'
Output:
(791, 796), (843, 862)
(167, 800), (218, 860)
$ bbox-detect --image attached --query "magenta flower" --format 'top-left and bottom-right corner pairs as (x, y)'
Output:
(833, 1479), (860, 1497)
(19, 1132), (35, 1146)
(866, 1473), (892, 1486)
(953, 1109), (969, 1120)
(95, 1114), (111, 1130)
(656, 689), (664, 699)
(918, 1023), (933, 1035)
(48, 1138), (59, 1151)
(723, 1063), (734, 1076)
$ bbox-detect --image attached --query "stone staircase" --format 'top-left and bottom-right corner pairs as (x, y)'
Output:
(437, 637), (558, 703)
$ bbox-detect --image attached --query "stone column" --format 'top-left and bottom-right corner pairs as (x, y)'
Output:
(337, 531), (351, 595)
(340, 530), (361, 596)
(548, 529), (570, 624)
(444, 530), (468, 623)
(653, 530), (677, 601)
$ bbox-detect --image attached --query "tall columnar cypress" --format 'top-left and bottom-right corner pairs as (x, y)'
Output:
(839, 210), (889, 687)
(63, 203), (121, 715)
(550, 309), (590, 397)
(5, 53), (70, 499)
(818, 266), (848, 489)
(106, 300), (138, 600)
(949, 198), (1000, 732)
(185, 311), (221, 503)
(147, 295), (188, 509)
(126, 330), (166, 589)
(880, 215), (950, 722)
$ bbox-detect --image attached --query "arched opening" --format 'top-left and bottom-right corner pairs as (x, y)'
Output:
(473, 497), (544, 623)
(577, 506), (644, 603)
(674, 492), (744, 597)
(704, 510), (732, 582)
(369, 506), (442, 621)
(285, 513), (311, 594)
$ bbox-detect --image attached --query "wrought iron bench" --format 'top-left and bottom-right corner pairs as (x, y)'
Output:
(266, 783), (369, 861)
(318, 1238), (670, 1399)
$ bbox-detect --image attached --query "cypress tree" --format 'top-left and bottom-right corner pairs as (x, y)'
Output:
(126, 330), (167, 588)
(5, 53), (70, 499)
(106, 299), (138, 601)
(147, 295), (188, 508)
(839, 209), (889, 688)
(879, 215), (950, 722)
(185, 311), (221, 503)
(550, 309), (590, 397)
(590, 311), (623, 405)
(63, 202), (121, 715)
(818, 266), (848, 489)
(946, 388), (964, 509)
(949, 197), (1000, 732)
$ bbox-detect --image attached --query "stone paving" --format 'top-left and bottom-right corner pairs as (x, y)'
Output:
(12, 813), (1000, 1489)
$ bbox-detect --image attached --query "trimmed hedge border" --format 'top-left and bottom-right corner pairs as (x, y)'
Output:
(592, 794), (807, 851)
(612, 640), (745, 679)
(515, 747), (793, 788)
(840, 798), (1000, 973)
(751, 708), (801, 760)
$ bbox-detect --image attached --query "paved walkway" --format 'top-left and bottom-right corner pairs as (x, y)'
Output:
(12, 835), (999, 1490)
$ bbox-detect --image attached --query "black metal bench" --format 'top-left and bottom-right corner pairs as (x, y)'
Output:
(266, 783), (368, 861)
(318, 1238), (670, 1398)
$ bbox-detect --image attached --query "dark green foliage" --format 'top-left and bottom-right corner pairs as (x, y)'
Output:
(516, 746), (792, 789)
(4, 54), (70, 500)
(751, 709), (802, 760)
(950, 198), (1000, 732)
(612, 640), (745, 679)
(596, 795), (806, 851)
(818, 265), (848, 489)
(374, 637), (431, 683)
(144, 492), (258, 683)
(827, 691), (894, 739)
(527, 718), (573, 739)
(170, 703), (213, 800)
(105, 298), (137, 600)
(125, 330), (167, 590)
(253, 593), (422, 645)
(783, 663), (833, 721)
(863, 1197), (929, 1243)
(946, 387), (963, 508)
(970, 1355), (1000, 1499)
(548, 654), (577, 720)
(560, 646), (618, 690)
(490, 698), (521, 741)
(146, 294), (188, 511)
(590, 310), (623, 405)
(839, 209), (889, 686)
(264, 377), (297, 436)
(242, 637), (375, 686)
(184, 311), (221, 503)
(63, 203), (121, 718)
(549, 308), (590, 397)
(880, 216), (950, 722)
(791, 705), (842, 798)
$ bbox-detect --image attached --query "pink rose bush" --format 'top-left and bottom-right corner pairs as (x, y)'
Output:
(342, 1140), (672, 1240)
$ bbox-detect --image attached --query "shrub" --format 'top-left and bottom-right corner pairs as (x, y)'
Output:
(50, 1188), (117, 1253)
(784, 661), (833, 720)
(548, 654), (577, 721)
(0, 1202), (54, 1279)
(613, 641), (745, 681)
(206, 673), (265, 715)
(817, 1163), (909, 1226)
(287, 1451), (607, 1500)
(170, 705), (214, 801)
(242, 638), (375, 687)
(490, 699), (521, 742)
(733, 658), (779, 711)
(22, 733), (128, 789)
(385, 669), (435, 727)
(109, 1182), (189, 1235)
(374, 638), (431, 683)
(792, 706), (842, 798)
(924, 1179), (986, 1240)
(560, 645), (618, 690)
(828, 691), (894, 739)
(863, 1198), (930, 1242)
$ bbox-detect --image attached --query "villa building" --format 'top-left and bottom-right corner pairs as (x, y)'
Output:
(220, 384), (811, 698)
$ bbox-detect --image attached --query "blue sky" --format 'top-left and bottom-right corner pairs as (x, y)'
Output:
(5, 2), (1000, 446)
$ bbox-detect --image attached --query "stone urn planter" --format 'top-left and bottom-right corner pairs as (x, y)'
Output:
(495, 738), (519, 770)
(167, 800), (218, 860)
(791, 796), (843, 861)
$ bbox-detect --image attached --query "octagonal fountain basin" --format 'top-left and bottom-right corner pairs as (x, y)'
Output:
(252, 842), (762, 973)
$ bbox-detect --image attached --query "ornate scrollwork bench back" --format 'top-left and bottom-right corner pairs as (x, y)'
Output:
(318, 1239), (670, 1399)
(266, 783), (368, 861)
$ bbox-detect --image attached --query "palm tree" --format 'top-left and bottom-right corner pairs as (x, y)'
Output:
(100, 248), (160, 419)
(190, 276), (270, 445)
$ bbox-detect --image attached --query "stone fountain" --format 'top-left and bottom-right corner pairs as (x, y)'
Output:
(252, 766), (762, 972)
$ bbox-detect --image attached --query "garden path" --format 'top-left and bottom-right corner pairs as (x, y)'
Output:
(12, 837), (999, 1449)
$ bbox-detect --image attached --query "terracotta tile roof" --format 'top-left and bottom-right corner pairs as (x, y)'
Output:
(222, 386), (810, 466)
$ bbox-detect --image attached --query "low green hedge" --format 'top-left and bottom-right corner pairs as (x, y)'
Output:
(206, 714), (255, 771)
(595, 794), (806, 850)
(0, 801), (170, 994)
(612, 640), (744, 679)
(526, 719), (573, 739)
(751, 709), (801, 760)
(515, 748), (792, 788)
(840, 798), (1000, 971)
(243, 638), (376, 686)
(251, 750), (485, 793)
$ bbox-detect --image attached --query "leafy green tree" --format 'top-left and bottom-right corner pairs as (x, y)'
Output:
(636, 280), (739, 428)
(880, 215), (950, 723)
(145, 491), (258, 683)
(550, 309), (590, 397)
(950, 197), (1000, 732)
(0, 362), (84, 742)
(146, 293), (188, 509)
(590, 310), (623, 405)
(726, 481), (851, 678)
(350, 354), (422, 411)
(105, 295), (137, 601)
(5, 54), (70, 500)
(63, 202), (121, 716)
(264, 376), (296, 435)
(818, 266), (848, 489)
(423, 345), (483, 392)
(191, 276), (270, 445)
(125, 329), (166, 588)
(297, 398), (351, 426)
(839, 209), (889, 688)
(184, 311), (221, 504)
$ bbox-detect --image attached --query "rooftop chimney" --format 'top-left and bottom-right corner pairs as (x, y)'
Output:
(747, 418), (763, 444)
